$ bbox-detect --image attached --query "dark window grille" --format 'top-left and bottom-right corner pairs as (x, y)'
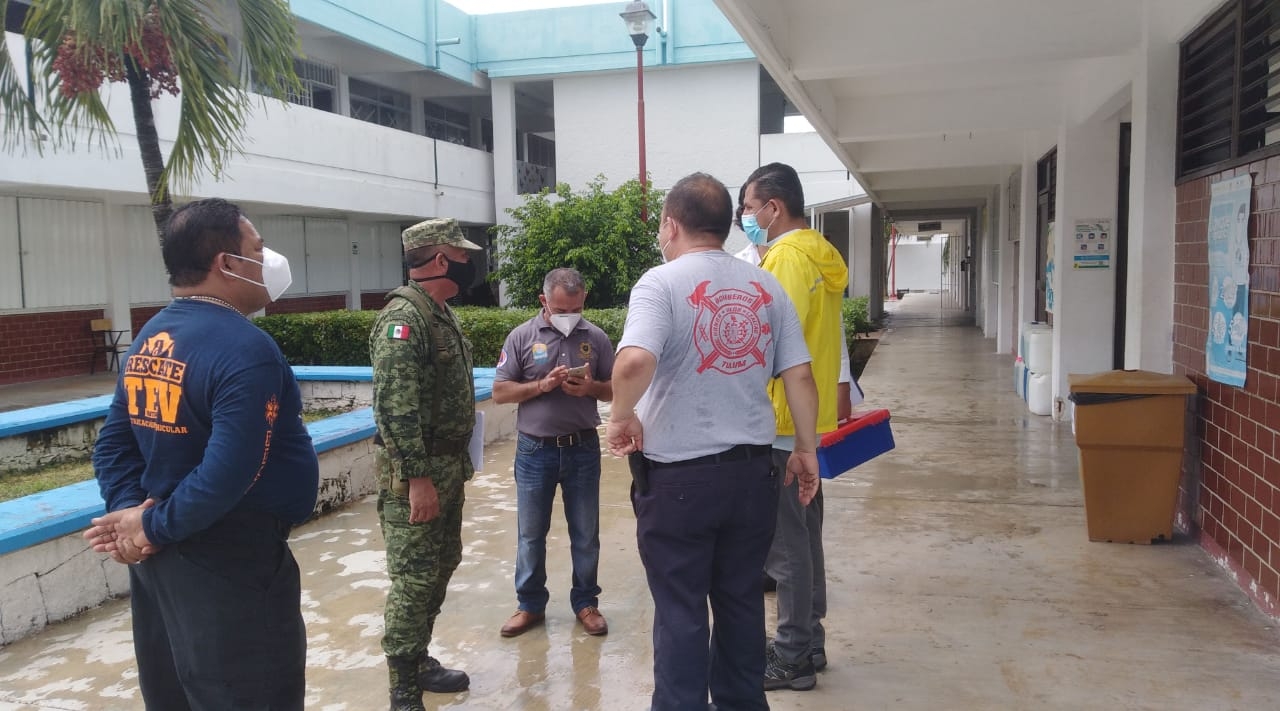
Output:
(349, 78), (411, 133)
(424, 100), (471, 145)
(1178, 0), (1280, 180)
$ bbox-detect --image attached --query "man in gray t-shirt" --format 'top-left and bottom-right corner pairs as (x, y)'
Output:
(606, 172), (821, 711)
(492, 268), (614, 639)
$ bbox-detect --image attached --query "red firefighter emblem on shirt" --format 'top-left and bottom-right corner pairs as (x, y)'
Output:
(687, 280), (773, 374)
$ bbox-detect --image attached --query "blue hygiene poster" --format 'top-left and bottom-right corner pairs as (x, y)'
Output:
(1206, 174), (1253, 387)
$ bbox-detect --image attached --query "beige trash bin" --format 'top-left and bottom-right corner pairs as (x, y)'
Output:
(1068, 370), (1197, 544)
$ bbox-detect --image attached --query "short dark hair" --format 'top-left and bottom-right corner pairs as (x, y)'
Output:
(543, 267), (585, 296)
(734, 182), (747, 228)
(404, 245), (441, 270)
(664, 173), (732, 243)
(742, 162), (804, 218)
(162, 198), (247, 287)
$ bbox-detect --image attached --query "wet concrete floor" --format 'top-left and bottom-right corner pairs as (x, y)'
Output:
(1, 293), (1278, 710)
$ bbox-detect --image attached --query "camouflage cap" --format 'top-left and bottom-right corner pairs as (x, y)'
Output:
(402, 218), (483, 251)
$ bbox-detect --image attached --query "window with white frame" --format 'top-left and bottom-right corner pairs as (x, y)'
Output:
(290, 58), (337, 112)
(349, 78), (411, 132)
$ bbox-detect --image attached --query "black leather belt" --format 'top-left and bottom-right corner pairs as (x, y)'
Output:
(648, 443), (773, 469)
(523, 428), (598, 448)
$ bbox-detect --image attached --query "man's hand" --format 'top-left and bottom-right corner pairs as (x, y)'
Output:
(837, 382), (852, 423)
(408, 477), (441, 524)
(85, 499), (160, 564)
(606, 412), (644, 457)
(538, 365), (570, 394)
(785, 450), (821, 505)
(560, 368), (594, 398)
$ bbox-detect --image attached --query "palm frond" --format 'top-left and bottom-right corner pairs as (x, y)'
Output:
(0, 0), (50, 151)
(234, 0), (302, 101)
(4, 0), (301, 198)
(17, 0), (123, 151)
(156, 0), (299, 195)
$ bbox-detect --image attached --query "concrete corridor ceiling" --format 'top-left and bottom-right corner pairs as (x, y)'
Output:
(714, 0), (1151, 215)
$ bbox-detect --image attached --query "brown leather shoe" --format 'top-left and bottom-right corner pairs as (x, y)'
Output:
(576, 606), (608, 636)
(500, 610), (545, 638)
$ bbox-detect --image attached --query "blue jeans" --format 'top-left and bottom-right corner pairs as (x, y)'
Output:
(514, 431), (602, 614)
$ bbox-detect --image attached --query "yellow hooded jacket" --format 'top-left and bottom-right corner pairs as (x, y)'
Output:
(760, 228), (849, 437)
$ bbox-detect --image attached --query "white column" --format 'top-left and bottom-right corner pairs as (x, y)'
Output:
(1052, 118), (1121, 419)
(1125, 6), (1180, 372)
(849, 203), (873, 299)
(346, 219), (364, 311)
(997, 173), (1016, 354)
(983, 188), (1000, 337)
(100, 201), (133, 349)
(491, 78), (520, 306)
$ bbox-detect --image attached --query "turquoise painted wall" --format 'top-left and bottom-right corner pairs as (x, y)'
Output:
(288, 0), (476, 84)
(476, 0), (750, 77)
(288, 0), (750, 82)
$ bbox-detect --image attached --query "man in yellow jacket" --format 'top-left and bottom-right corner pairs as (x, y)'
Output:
(739, 162), (848, 692)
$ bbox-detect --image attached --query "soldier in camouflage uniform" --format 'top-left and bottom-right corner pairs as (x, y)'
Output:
(369, 217), (481, 711)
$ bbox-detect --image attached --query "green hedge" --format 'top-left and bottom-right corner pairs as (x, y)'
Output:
(256, 300), (873, 368)
(255, 307), (629, 368)
(843, 296), (880, 340)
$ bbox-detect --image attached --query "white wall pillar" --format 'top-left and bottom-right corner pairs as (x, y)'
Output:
(491, 78), (519, 306)
(1124, 6), (1180, 373)
(850, 203), (873, 299)
(1052, 118), (1121, 419)
(997, 172), (1016, 353)
(983, 188), (1000, 337)
(346, 219), (365, 311)
(100, 201), (133, 348)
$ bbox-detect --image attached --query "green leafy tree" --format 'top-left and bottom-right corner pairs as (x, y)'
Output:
(491, 176), (663, 308)
(0, 0), (300, 239)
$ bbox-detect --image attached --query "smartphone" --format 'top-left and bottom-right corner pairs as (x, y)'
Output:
(566, 365), (589, 379)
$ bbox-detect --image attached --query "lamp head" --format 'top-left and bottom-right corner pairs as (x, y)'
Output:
(620, 1), (656, 47)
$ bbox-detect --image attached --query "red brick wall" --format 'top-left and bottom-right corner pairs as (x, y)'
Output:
(0, 309), (106, 385)
(361, 290), (390, 310)
(1172, 159), (1280, 616)
(131, 305), (165, 335)
(264, 294), (347, 316)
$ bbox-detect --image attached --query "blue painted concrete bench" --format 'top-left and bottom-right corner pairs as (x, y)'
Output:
(0, 396), (113, 439)
(0, 367), (497, 557)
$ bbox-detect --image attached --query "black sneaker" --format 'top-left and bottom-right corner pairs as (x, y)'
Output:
(811, 647), (827, 671)
(763, 644), (816, 691)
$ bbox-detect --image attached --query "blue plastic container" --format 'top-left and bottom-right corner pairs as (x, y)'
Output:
(816, 409), (895, 479)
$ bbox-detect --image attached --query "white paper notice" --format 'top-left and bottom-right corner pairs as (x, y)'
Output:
(469, 411), (485, 474)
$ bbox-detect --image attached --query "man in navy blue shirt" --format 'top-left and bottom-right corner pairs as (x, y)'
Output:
(86, 198), (319, 710)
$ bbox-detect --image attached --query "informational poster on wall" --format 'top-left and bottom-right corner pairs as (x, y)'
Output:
(1072, 219), (1111, 269)
(1206, 174), (1253, 387)
(1044, 222), (1055, 313)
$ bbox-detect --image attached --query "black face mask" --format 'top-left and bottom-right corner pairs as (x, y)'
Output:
(417, 255), (476, 293)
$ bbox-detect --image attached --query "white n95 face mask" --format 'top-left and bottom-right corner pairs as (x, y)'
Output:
(224, 247), (293, 301)
(550, 313), (581, 337)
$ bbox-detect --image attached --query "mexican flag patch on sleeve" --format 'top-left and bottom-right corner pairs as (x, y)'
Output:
(387, 324), (411, 340)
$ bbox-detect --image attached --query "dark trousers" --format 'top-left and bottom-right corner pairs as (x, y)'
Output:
(634, 454), (777, 711)
(129, 511), (305, 711)
(765, 448), (827, 663)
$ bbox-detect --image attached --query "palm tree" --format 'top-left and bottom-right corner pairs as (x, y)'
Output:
(0, 0), (300, 240)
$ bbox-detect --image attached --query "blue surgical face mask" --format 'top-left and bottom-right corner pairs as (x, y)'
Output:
(741, 203), (775, 245)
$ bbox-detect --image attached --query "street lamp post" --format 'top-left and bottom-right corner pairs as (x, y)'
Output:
(620, 1), (656, 221)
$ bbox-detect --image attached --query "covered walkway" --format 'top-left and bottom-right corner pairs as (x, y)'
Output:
(1, 293), (1277, 709)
